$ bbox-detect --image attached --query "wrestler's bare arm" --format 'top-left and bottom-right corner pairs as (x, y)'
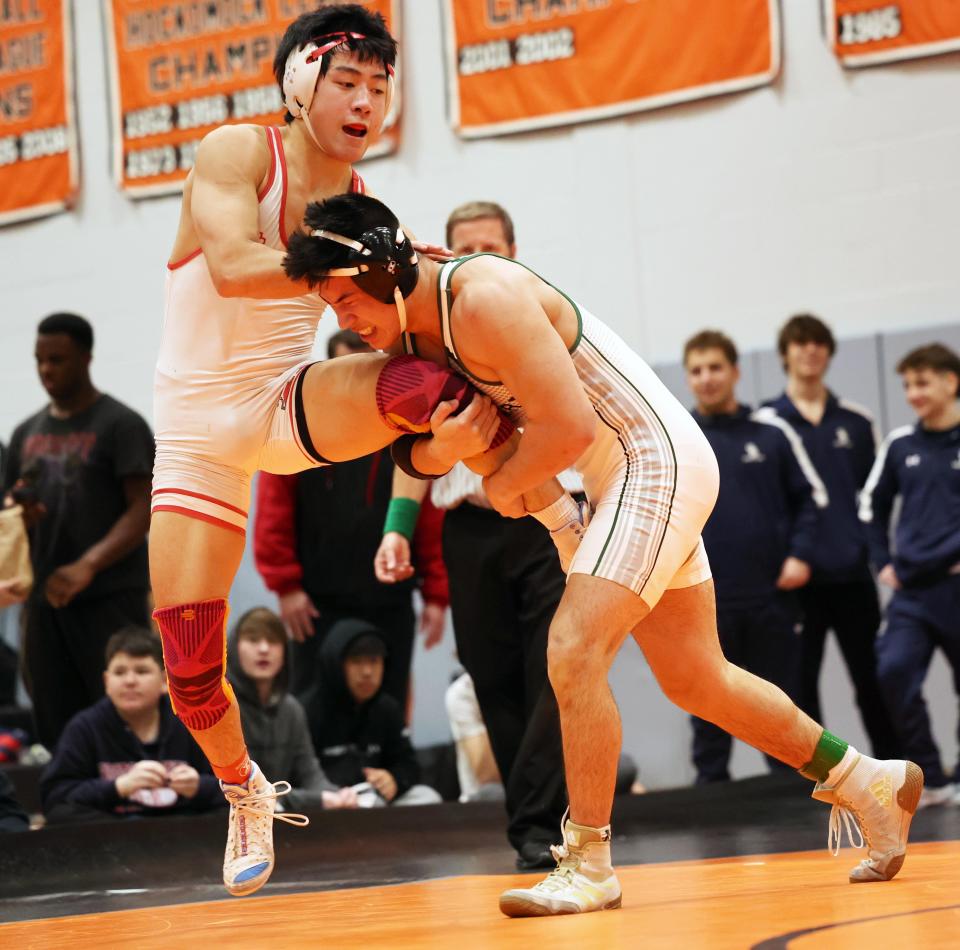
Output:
(191, 126), (307, 300)
(455, 280), (595, 507)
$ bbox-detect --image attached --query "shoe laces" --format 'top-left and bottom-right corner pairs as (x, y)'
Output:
(532, 807), (584, 892)
(533, 846), (581, 893)
(225, 779), (310, 828)
(827, 803), (865, 856)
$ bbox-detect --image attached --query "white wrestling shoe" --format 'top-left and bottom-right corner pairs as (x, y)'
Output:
(812, 755), (924, 883)
(551, 499), (592, 573)
(500, 814), (621, 917)
(221, 762), (309, 897)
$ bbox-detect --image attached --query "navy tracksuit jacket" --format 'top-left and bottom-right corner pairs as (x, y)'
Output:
(762, 393), (877, 583)
(859, 421), (960, 786)
(761, 392), (900, 758)
(689, 404), (825, 781)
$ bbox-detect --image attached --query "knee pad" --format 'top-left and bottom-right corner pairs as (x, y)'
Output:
(153, 599), (235, 731)
(376, 355), (514, 448)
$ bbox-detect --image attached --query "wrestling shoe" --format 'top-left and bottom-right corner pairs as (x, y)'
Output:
(500, 815), (621, 917)
(812, 755), (923, 883)
(221, 762), (309, 897)
(552, 499), (592, 573)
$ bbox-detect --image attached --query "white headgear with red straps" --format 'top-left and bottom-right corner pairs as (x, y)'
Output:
(282, 32), (394, 149)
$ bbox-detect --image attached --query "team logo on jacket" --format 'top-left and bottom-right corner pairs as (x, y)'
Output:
(833, 427), (852, 449)
(905, 454), (921, 468)
(741, 442), (766, 463)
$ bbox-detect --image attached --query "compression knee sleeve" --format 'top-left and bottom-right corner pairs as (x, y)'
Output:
(153, 599), (235, 731)
(376, 355), (515, 447)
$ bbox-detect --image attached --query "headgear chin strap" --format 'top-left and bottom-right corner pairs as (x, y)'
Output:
(282, 33), (395, 150)
(313, 226), (419, 332)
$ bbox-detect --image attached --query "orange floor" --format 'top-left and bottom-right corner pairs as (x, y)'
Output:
(4, 841), (959, 949)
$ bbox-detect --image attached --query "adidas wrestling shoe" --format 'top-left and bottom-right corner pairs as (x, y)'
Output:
(812, 755), (924, 883)
(221, 762), (309, 897)
(500, 814), (621, 917)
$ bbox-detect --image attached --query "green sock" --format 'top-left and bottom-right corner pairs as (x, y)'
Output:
(798, 730), (848, 782)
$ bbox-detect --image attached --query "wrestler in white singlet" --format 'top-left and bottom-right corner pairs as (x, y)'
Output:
(153, 127), (365, 535)
(403, 254), (719, 606)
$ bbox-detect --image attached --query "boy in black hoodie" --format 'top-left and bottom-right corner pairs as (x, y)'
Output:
(300, 618), (440, 806)
(41, 627), (223, 820)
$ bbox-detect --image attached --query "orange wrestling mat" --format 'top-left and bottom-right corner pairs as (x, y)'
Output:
(4, 841), (958, 949)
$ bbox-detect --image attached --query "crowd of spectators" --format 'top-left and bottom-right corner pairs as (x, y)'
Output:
(2, 213), (959, 837)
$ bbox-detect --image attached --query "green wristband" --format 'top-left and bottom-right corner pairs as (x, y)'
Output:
(383, 497), (421, 541)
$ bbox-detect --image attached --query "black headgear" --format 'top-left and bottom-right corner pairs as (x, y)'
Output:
(311, 225), (419, 303)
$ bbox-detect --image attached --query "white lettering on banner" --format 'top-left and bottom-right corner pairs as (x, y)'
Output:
(178, 137), (199, 169)
(838, 5), (901, 45)
(459, 39), (512, 75)
(515, 28), (574, 65)
(125, 143), (177, 179)
(231, 83), (281, 119)
(0, 134), (18, 166)
(459, 27), (576, 75)
(19, 124), (67, 160)
(176, 93), (229, 129)
(124, 104), (174, 139)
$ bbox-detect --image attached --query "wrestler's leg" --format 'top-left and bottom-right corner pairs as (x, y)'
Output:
(300, 352), (399, 461)
(548, 575), (650, 828)
(150, 511), (249, 781)
(499, 574), (645, 917)
(634, 580), (821, 766)
(303, 353), (572, 517)
(635, 580), (923, 884)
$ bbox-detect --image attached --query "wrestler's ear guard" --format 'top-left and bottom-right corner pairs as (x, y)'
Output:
(282, 33), (395, 145)
(301, 225), (418, 331)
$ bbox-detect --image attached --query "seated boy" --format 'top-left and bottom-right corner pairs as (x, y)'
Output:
(300, 618), (440, 806)
(228, 607), (358, 811)
(40, 627), (223, 820)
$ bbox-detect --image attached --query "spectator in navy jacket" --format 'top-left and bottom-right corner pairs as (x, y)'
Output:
(859, 343), (960, 807)
(40, 627), (223, 821)
(254, 330), (448, 708)
(763, 314), (900, 759)
(684, 331), (827, 782)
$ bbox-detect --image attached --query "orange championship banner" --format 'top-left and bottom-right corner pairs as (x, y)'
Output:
(0, 0), (79, 226)
(443, 0), (781, 138)
(824, 1), (960, 66)
(104, 0), (400, 197)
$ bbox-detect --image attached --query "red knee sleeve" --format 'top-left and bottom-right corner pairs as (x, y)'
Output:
(376, 355), (514, 448)
(153, 599), (234, 731)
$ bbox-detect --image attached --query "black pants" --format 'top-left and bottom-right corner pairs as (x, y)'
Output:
(691, 597), (801, 783)
(798, 579), (901, 759)
(443, 503), (567, 852)
(289, 600), (416, 712)
(22, 589), (149, 750)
